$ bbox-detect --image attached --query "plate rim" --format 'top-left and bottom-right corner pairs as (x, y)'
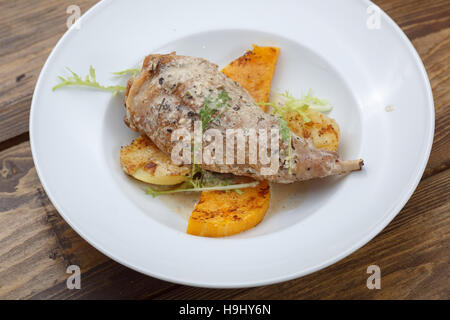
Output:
(29, 0), (435, 288)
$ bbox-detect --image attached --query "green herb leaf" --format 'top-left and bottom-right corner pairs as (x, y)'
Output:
(112, 68), (140, 77)
(217, 89), (231, 104)
(53, 66), (126, 96)
(199, 90), (232, 131)
(145, 180), (259, 197)
(278, 117), (290, 142)
(199, 97), (217, 130)
(146, 167), (257, 197)
(257, 90), (332, 123)
(278, 117), (293, 174)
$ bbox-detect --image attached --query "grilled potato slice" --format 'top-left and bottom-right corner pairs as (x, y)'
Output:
(120, 135), (189, 185)
(187, 181), (270, 237)
(222, 44), (280, 110)
(284, 109), (340, 152)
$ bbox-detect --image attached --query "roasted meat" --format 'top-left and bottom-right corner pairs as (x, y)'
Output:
(124, 53), (363, 183)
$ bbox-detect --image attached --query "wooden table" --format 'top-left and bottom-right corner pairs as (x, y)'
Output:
(0, 0), (448, 300)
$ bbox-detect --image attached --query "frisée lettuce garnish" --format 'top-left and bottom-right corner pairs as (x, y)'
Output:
(259, 90), (333, 123)
(112, 68), (140, 77)
(145, 168), (259, 197)
(52, 66), (139, 95)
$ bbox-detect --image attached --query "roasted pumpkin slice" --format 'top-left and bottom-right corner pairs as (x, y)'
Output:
(222, 44), (280, 110)
(120, 135), (189, 185)
(187, 181), (270, 237)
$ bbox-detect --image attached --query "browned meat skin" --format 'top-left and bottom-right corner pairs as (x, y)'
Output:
(124, 53), (363, 183)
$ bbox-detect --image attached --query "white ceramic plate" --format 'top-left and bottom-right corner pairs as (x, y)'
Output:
(30, 0), (434, 288)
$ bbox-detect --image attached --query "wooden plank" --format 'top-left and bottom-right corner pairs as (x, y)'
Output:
(411, 25), (450, 178)
(376, 0), (450, 39)
(0, 0), (98, 143)
(424, 104), (449, 178)
(29, 261), (176, 300)
(156, 169), (450, 300)
(412, 27), (450, 113)
(0, 142), (174, 299)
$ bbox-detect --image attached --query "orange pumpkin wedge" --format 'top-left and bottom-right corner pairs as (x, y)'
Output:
(222, 44), (280, 111)
(187, 181), (270, 237)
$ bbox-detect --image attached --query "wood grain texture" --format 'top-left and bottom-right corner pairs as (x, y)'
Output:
(0, 142), (175, 299)
(0, 0), (99, 143)
(0, 0), (448, 299)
